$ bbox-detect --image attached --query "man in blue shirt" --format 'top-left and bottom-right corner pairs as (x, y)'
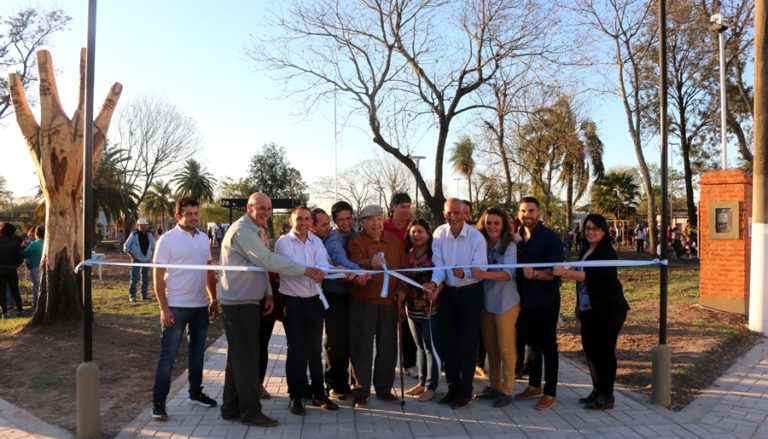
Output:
(514, 197), (564, 410)
(322, 201), (364, 399)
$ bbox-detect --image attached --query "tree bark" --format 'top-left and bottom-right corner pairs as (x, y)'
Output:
(9, 49), (122, 326)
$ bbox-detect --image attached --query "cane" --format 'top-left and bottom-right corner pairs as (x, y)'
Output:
(397, 298), (406, 409)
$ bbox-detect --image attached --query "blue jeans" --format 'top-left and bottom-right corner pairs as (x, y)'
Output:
(29, 267), (40, 307)
(152, 306), (209, 403)
(129, 265), (150, 299)
(408, 316), (440, 390)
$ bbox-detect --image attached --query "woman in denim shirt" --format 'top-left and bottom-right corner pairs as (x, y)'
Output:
(471, 208), (520, 408)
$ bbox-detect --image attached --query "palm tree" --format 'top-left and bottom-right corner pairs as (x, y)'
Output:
(172, 159), (217, 203)
(143, 180), (174, 227)
(449, 136), (476, 203)
(590, 171), (641, 221)
(93, 147), (135, 224)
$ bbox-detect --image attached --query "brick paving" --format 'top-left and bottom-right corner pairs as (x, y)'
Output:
(2, 324), (767, 438)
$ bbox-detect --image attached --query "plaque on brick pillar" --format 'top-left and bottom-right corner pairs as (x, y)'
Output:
(698, 170), (752, 314)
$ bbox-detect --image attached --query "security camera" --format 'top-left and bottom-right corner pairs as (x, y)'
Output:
(709, 13), (727, 32)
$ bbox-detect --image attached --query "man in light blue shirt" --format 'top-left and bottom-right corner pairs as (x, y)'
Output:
(123, 218), (154, 301)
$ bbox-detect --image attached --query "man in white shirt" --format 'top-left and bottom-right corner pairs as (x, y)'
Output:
(423, 198), (488, 409)
(151, 198), (219, 421)
(275, 206), (337, 415)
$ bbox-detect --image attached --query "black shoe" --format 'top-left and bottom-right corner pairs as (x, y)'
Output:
(289, 398), (306, 415)
(151, 401), (168, 421)
(438, 392), (456, 405)
(312, 396), (339, 410)
(188, 391), (218, 407)
(352, 396), (368, 408)
(578, 389), (599, 404)
(450, 396), (473, 409)
(220, 410), (239, 421)
(241, 413), (278, 427)
(492, 394), (513, 408)
(585, 393), (614, 410)
(475, 386), (500, 400)
(377, 392), (399, 403)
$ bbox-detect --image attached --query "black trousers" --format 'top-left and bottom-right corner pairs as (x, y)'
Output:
(580, 301), (627, 394)
(323, 292), (352, 393)
(0, 269), (23, 314)
(401, 319), (417, 369)
(221, 304), (264, 419)
(435, 283), (483, 398)
(517, 304), (560, 397)
(258, 316), (276, 384)
(281, 294), (325, 399)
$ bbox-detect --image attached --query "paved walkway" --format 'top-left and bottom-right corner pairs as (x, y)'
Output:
(3, 324), (768, 438)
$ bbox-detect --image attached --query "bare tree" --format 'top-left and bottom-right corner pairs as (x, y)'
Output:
(572, 0), (659, 250)
(9, 50), (121, 325)
(110, 95), (201, 226)
(0, 7), (71, 120)
(479, 64), (535, 207)
(700, 0), (755, 165)
(364, 152), (412, 212)
(641, 1), (721, 227)
(250, 0), (556, 222)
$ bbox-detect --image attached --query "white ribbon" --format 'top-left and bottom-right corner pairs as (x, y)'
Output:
(76, 258), (668, 306)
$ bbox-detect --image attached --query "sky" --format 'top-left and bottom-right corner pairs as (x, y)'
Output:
(0, 0), (726, 205)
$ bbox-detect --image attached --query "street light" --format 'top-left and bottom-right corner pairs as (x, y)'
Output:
(409, 155), (426, 211)
(710, 13), (729, 170)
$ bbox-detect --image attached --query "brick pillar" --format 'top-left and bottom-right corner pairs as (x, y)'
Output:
(699, 170), (752, 314)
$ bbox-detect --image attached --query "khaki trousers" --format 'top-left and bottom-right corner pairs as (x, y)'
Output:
(481, 305), (520, 395)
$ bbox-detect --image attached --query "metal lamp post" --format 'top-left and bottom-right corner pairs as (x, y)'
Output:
(410, 155), (426, 210)
(710, 13), (729, 170)
(454, 178), (461, 197)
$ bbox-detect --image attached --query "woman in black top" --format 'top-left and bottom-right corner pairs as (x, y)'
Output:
(553, 214), (629, 410)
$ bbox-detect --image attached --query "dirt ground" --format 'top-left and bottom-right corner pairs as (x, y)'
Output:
(558, 302), (761, 409)
(0, 250), (223, 438)
(0, 248), (762, 437)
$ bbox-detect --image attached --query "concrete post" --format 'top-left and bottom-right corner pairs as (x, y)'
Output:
(749, 2), (768, 334)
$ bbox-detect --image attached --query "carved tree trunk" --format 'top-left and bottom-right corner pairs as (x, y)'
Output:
(9, 49), (122, 326)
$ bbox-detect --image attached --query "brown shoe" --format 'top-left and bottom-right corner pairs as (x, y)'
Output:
(353, 396), (368, 408)
(240, 413), (279, 427)
(534, 395), (557, 410)
(514, 386), (543, 400)
(377, 392), (400, 403)
(417, 389), (436, 402)
(406, 384), (425, 396)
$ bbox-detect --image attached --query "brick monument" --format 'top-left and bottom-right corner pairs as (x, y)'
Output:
(698, 170), (752, 314)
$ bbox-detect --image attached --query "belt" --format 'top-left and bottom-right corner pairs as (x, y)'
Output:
(445, 282), (482, 291)
(279, 293), (321, 303)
